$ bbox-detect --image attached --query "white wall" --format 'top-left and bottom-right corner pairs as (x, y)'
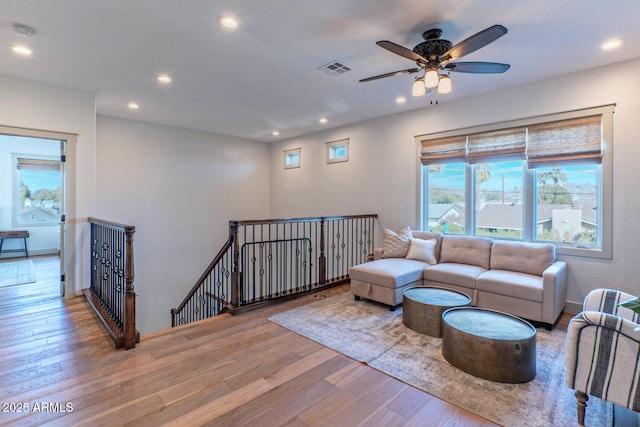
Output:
(269, 57), (640, 308)
(96, 116), (271, 333)
(0, 75), (96, 295)
(0, 135), (60, 257)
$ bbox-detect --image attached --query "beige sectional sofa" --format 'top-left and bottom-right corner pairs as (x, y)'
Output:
(349, 230), (568, 328)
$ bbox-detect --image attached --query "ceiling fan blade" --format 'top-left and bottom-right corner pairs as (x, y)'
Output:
(444, 62), (510, 74)
(376, 40), (427, 64)
(440, 25), (507, 63)
(359, 68), (421, 82)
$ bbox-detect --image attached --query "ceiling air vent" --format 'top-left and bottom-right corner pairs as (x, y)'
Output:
(319, 61), (352, 76)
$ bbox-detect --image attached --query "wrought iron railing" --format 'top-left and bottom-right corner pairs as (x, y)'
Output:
(86, 218), (138, 349)
(171, 233), (234, 327)
(171, 214), (377, 327)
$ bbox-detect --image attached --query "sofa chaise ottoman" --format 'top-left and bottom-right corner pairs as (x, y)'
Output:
(349, 229), (442, 310)
(349, 228), (568, 327)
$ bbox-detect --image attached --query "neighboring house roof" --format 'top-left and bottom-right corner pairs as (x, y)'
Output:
(536, 203), (597, 226)
(428, 204), (463, 222)
(476, 203), (522, 229)
(475, 203), (596, 229)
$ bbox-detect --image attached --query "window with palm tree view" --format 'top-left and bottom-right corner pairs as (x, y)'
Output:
(421, 108), (611, 252)
(426, 161), (598, 246)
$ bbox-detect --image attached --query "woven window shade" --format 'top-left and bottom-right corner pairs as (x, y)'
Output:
(17, 157), (60, 171)
(527, 115), (602, 167)
(467, 127), (526, 163)
(420, 135), (467, 165)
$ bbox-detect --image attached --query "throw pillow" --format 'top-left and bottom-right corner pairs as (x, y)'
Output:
(382, 226), (412, 258)
(406, 238), (437, 265)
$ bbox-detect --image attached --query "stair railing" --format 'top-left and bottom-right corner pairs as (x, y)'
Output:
(171, 229), (235, 327)
(171, 214), (377, 327)
(86, 218), (138, 349)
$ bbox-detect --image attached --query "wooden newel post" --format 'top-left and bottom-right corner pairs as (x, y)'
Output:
(230, 221), (240, 308)
(123, 225), (136, 350)
(319, 218), (327, 285)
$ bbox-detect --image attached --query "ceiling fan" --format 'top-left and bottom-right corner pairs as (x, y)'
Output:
(360, 24), (510, 96)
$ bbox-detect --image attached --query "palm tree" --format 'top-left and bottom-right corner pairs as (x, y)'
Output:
(537, 167), (571, 205)
(537, 167), (567, 185)
(476, 163), (493, 185)
(475, 163), (493, 210)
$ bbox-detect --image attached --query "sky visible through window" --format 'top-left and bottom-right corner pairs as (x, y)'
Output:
(429, 161), (597, 191)
(0, 134), (61, 195)
(1, 134), (62, 224)
(21, 169), (60, 190)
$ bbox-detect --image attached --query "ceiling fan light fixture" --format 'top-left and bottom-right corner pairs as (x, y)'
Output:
(361, 25), (510, 100)
(424, 69), (439, 88)
(437, 75), (452, 94)
(411, 78), (426, 96)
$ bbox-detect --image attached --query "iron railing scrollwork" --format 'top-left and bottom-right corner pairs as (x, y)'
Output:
(87, 218), (138, 349)
(171, 232), (234, 327)
(171, 214), (377, 327)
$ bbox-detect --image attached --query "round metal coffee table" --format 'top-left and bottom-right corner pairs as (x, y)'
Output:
(441, 306), (536, 383)
(402, 287), (471, 337)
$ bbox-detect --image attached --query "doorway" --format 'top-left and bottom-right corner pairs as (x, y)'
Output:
(0, 130), (68, 297)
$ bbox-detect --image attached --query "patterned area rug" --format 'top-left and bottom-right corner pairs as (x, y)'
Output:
(269, 292), (611, 427)
(0, 260), (36, 287)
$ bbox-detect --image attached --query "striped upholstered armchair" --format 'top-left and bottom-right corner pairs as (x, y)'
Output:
(566, 288), (640, 425)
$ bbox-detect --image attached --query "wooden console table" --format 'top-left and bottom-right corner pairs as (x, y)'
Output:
(0, 230), (29, 258)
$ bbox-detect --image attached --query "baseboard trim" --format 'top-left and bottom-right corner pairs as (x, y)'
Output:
(564, 301), (582, 315)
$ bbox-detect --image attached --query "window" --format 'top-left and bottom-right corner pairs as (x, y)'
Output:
(13, 155), (61, 226)
(534, 164), (599, 245)
(283, 148), (300, 169)
(426, 163), (466, 234)
(418, 105), (614, 258)
(326, 138), (349, 164)
(475, 160), (524, 239)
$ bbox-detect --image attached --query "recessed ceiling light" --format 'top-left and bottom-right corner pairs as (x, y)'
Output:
(601, 39), (623, 50)
(128, 102), (140, 110)
(395, 96), (407, 104)
(218, 16), (239, 29)
(319, 118), (328, 124)
(272, 131), (280, 136)
(157, 74), (172, 84)
(12, 45), (32, 56)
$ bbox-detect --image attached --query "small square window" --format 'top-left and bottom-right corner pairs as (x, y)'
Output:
(283, 148), (301, 169)
(326, 138), (349, 164)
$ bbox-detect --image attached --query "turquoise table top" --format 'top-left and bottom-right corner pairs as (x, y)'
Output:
(443, 307), (536, 340)
(403, 287), (471, 307)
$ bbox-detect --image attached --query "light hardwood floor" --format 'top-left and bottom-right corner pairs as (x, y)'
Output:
(0, 257), (497, 426)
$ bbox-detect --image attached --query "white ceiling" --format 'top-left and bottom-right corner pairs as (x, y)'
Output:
(1, 1), (639, 142)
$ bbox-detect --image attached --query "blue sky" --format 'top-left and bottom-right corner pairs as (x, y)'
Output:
(21, 169), (60, 191)
(428, 162), (597, 190)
